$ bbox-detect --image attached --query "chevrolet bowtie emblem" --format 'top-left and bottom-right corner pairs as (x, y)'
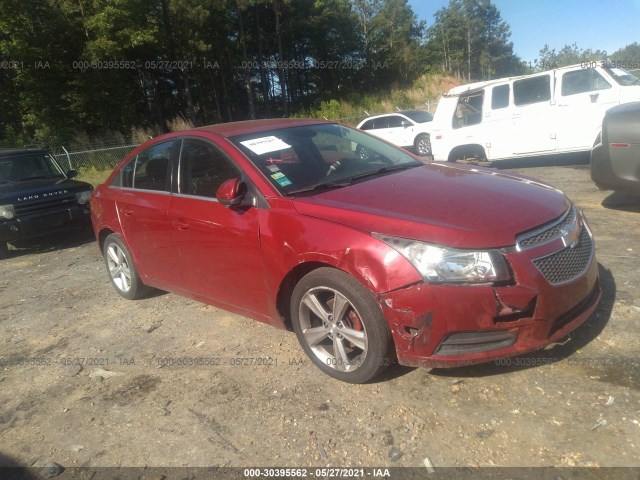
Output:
(559, 223), (580, 248)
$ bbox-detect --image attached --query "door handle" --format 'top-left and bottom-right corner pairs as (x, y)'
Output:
(174, 220), (190, 230)
(120, 208), (133, 216)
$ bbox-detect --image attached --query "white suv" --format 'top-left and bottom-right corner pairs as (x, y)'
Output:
(357, 110), (433, 156)
(430, 63), (640, 163)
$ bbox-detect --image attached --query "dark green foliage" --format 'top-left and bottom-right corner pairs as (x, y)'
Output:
(1, 0), (634, 147)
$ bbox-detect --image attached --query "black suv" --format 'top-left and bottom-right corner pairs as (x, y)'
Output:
(0, 149), (93, 259)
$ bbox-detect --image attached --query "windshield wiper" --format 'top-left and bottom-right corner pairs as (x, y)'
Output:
(286, 181), (352, 196)
(348, 163), (420, 182)
(286, 163), (421, 196)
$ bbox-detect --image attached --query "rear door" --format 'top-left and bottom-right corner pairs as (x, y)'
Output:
(115, 140), (178, 287)
(511, 73), (557, 155)
(381, 115), (413, 147)
(169, 138), (267, 316)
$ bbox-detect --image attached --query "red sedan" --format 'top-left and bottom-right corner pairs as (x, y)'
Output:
(90, 119), (601, 383)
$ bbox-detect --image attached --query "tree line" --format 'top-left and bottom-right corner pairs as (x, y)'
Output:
(0, 0), (637, 148)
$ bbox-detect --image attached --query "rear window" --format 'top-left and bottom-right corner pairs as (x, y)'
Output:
(514, 75), (551, 106)
(360, 119), (375, 130)
(491, 85), (510, 109)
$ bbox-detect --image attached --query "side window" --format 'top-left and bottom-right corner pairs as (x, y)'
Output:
(491, 84), (510, 109)
(453, 91), (484, 128)
(386, 116), (404, 128)
(179, 139), (239, 198)
(561, 69), (612, 96)
(513, 75), (551, 106)
(132, 141), (173, 191)
(360, 119), (375, 130)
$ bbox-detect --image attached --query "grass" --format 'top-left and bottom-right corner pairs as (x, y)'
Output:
(298, 73), (460, 123)
(76, 167), (112, 188)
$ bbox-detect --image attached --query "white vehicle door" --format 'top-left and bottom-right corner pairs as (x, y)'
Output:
(378, 115), (412, 146)
(483, 84), (513, 160)
(511, 73), (557, 155)
(555, 67), (619, 151)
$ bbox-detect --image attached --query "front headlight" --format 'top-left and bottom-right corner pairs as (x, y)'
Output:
(373, 233), (510, 284)
(75, 191), (92, 205)
(0, 204), (15, 220)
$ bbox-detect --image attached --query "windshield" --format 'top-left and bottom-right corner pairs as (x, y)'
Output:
(402, 110), (434, 123)
(604, 67), (640, 86)
(230, 123), (422, 195)
(0, 152), (66, 183)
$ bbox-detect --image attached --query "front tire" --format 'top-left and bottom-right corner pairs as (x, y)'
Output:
(414, 134), (431, 157)
(0, 241), (8, 260)
(290, 268), (392, 383)
(103, 233), (149, 300)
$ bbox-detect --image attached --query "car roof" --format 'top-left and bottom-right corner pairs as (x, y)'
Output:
(361, 112), (410, 121)
(195, 118), (332, 137)
(0, 149), (49, 158)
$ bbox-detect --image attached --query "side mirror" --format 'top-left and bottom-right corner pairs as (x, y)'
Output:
(216, 178), (246, 207)
(67, 169), (78, 179)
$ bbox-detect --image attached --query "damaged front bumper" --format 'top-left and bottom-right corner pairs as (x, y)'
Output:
(378, 236), (601, 368)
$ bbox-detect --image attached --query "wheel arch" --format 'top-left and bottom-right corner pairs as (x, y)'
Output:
(276, 261), (341, 331)
(98, 227), (115, 253)
(448, 143), (486, 162)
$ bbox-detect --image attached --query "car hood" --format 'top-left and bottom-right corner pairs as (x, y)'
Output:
(292, 163), (569, 249)
(0, 178), (92, 203)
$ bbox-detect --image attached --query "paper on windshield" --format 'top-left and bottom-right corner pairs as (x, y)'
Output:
(240, 136), (291, 155)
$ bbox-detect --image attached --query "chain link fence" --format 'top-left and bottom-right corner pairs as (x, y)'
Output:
(53, 143), (140, 172)
(50, 101), (440, 174)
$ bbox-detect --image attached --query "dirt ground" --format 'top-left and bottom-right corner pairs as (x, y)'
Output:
(0, 160), (639, 473)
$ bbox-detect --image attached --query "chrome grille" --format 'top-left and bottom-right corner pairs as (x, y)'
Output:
(517, 206), (576, 249)
(14, 194), (76, 216)
(532, 228), (594, 285)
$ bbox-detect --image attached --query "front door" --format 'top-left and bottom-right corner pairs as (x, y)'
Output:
(169, 138), (267, 316)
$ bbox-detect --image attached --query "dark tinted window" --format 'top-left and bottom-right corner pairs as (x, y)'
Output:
(360, 119), (375, 130)
(513, 75), (551, 106)
(453, 91), (484, 128)
(491, 84), (510, 109)
(0, 152), (64, 182)
(402, 110), (433, 123)
(120, 141), (173, 191)
(561, 69), (611, 96)
(386, 116), (405, 128)
(179, 139), (239, 198)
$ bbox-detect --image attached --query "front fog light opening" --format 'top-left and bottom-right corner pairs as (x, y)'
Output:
(434, 330), (517, 356)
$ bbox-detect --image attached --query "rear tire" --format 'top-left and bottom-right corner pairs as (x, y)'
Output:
(103, 233), (149, 300)
(414, 134), (431, 157)
(290, 267), (392, 383)
(0, 242), (8, 260)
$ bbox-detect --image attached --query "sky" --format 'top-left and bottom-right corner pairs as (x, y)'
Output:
(407, 0), (640, 63)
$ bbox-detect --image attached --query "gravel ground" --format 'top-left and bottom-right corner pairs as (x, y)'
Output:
(0, 162), (639, 473)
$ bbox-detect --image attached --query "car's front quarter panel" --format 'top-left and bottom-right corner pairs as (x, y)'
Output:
(259, 198), (423, 322)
